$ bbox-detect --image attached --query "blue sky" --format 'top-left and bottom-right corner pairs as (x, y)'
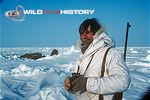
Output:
(0, 0), (149, 47)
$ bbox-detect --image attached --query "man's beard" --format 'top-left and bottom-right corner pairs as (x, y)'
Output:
(77, 40), (91, 54)
(80, 42), (90, 54)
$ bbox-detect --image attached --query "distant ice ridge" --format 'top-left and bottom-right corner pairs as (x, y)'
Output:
(62, 45), (80, 55)
(130, 50), (138, 53)
(129, 48), (139, 54)
(36, 46), (80, 61)
(132, 62), (150, 67)
(131, 54), (150, 67)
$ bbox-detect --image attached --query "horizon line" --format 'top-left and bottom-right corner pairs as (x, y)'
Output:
(0, 46), (150, 48)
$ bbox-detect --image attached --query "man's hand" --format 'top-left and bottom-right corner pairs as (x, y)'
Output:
(71, 75), (87, 93)
(64, 76), (72, 91)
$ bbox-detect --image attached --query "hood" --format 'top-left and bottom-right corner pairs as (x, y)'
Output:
(79, 31), (115, 59)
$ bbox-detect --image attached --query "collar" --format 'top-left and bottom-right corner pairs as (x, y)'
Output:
(80, 31), (115, 59)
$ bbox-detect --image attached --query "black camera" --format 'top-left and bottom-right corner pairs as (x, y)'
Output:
(68, 73), (80, 93)
(69, 73), (86, 94)
(70, 73), (81, 82)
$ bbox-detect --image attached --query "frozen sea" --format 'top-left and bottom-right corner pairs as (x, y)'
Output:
(0, 46), (150, 100)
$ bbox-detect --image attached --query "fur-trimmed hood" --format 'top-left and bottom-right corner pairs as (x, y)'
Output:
(80, 31), (115, 59)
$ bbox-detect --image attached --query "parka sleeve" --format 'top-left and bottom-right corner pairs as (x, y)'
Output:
(86, 48), (131, 94)
(74, 59), (80, 73)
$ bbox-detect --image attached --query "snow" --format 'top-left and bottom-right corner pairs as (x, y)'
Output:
(0, 47), (150, 100)
(130, 51), (138, 54)
(145, 55), (150, 61)
(147, 50), (150, 53)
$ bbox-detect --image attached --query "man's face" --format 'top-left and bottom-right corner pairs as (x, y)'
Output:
(80, 29), (94, 54)
(80, 31), (93, 47)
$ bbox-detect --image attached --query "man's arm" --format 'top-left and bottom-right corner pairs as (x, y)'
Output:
(86, 48), (130, 94)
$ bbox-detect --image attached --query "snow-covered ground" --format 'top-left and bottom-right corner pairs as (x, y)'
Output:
(0, 46), (150, 100)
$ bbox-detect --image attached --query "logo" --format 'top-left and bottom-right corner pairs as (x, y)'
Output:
(5, 5), (25, 21)
(5, 5), (95, 21)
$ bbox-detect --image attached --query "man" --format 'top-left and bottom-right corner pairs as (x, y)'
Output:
(64, 18), (130, 100)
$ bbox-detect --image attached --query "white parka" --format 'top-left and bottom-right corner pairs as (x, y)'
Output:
(74, 32), (130, 100)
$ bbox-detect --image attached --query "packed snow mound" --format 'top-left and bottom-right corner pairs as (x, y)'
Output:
(1, 65), (70, 99)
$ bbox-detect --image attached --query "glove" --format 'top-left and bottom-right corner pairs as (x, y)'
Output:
(71, 75), (87, 94)
(64, 76), (72, 91)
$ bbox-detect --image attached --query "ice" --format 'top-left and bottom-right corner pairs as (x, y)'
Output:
(1, 69), (63, 99)
(37, 55), (55, 61)
(145, 54), (150, 61)
(63, 46), (79, 55)
(0, 70), (8, 76)
(12, 55), (18, 59)
(11, 64), (33, 76)
(129, 48), (134, 51)
(132, 62), (150, 67)
(0, 55), (2, 58)
(130, 50), (138, 53)
(30, 83), (73, 100)
(147, 50), (150, 53)
(0, 47), (150, 100)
